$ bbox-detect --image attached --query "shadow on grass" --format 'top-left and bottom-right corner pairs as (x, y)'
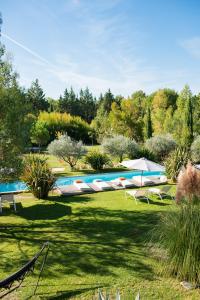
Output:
(38, 285), (105, 300)
(48, 194), (93, 204)
(14, 203), (72, 220)
(0, 197), (165, 284)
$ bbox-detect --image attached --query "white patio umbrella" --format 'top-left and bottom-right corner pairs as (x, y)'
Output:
(120, 157), (165, 186)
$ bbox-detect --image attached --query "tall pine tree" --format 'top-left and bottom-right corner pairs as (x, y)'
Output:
(27, 79), (48, 115)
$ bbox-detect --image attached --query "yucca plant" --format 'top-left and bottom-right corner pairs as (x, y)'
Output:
(164, 146), (190, 182)
(21, 155), (56, 199)
(153, 164), (200, 284)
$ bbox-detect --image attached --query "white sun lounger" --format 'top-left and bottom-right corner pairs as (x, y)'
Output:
(125, 190), (150, 204)
(73, 180), (92, 191)
(112, 178), (135, 188)
(93, 179), (111, 190)
(148, 186), (174, 200)
(133, 175), (154, 186)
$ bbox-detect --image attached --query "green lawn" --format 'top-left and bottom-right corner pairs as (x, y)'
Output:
(37, 153), (126, 177)
(0, 188), (199, 299)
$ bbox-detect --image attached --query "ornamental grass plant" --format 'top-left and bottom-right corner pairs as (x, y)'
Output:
(152, 163), (200, 284)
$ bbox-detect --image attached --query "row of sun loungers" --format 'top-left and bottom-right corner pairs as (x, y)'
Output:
(57, 175), (168, 196)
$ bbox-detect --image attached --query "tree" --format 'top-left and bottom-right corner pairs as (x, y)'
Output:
(27, 79), (49, 114)
(143, 106), (152, 139)
(99, 89), (115, 113)
(31, 121), (50, 150)
(174, 85), (193, 145)
(151, 89), (178, 135)
(47, 97), (59, 112)
(59, 87), (78, 115)
(79, 87), (96, 122)
(0, 36), (30, 180)
(102, 135), (139, 162)
(145, 134), (177, 161)
(109, 99), (144, 141)
(48, 134), (87, 169)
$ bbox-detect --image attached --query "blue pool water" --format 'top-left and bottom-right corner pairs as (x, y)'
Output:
(0, 170), (163, 193)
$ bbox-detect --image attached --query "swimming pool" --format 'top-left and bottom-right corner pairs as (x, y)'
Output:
(0, 170), (163, 193)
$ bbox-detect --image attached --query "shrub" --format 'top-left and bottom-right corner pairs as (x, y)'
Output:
(85, 151), (110, 170)
(153, 165), (200, 284)
(21, 155), (55, 199)
(38, 111), (94, 144)
(164, 147), (190, 182)
(176, 163), (200, 204)
(30, 121), (50, 149)
(145, 134), (176, 161)
(153, 203), (200, 284)
(191, 136), (200, 163)
(48, 134), (87, 170)
(136, 146), (156, 161)
(102, 135), (139, 162)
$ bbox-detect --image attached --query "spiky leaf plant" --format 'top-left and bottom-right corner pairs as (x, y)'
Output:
(164, 147), (190, 182)
(22, 155), (56, 199)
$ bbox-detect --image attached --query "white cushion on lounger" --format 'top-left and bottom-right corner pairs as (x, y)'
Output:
(113, 178), (135, 188)
(133, 175), (154, 186)
(93, 179), (111, 190)
(73, 181), (91, 191)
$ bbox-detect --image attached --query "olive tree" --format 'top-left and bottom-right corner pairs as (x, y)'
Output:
(48, 134), (87, 170)
(145, 134), (177, 161)
(102, 135), (139, 162)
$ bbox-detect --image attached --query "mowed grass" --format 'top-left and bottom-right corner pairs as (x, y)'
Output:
(35, 151), (126, 178)
(0, 188), (200, 299)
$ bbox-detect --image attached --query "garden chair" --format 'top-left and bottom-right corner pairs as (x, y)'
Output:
(148, 185), (174, 200)
(0, 194), (17, 213)
(125, 189), (150, 204)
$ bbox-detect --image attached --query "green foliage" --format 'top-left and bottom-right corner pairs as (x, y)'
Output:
(151, 89), (178, 135)
(59, 87), (97, 123)
(136, 146), (156, 161)
(85, 150), (110, 170)
(153, 203), (200, 284)
(143, 106), (153, 140)
(145, 134), (176, 161)
(27, 79), (49, 115)
(164, 147), (190, 182)
(21, 155), (55, 199)
(174, 85), (194, 145)
(109, 97), (144, 141)
(102, 135), (139, 162)
(38, 111), (94, 143)
(31, 121), (50, 148)
(0, 43), (31, 180)
(98, 89), (115, 113)
(191, 136), (200, 163)
(48, 134), (87, 169)
(0, 131), (23, 182)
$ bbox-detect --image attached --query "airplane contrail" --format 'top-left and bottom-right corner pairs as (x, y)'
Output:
(1, 32), (53, 66)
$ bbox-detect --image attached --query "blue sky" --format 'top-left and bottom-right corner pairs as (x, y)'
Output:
(1, 0), (200, 98)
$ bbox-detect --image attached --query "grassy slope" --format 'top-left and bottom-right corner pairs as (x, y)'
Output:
(0, 188), (199, 299)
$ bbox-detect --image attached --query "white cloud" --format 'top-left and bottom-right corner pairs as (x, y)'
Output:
(180, 37), (200, 59)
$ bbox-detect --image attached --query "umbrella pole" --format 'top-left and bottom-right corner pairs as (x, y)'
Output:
(141, 170), (143, 187)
